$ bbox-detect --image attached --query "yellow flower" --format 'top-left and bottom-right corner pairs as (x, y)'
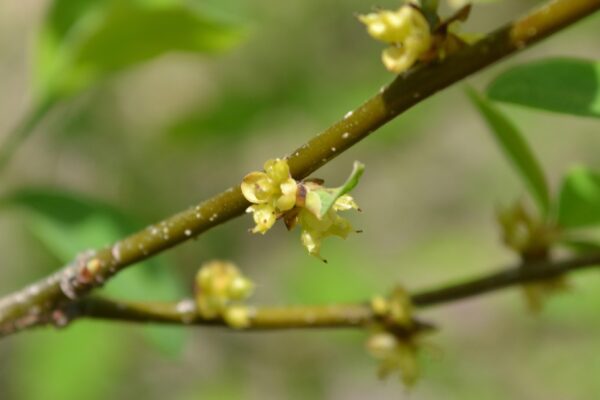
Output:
(242, 159), (363, 259)
(223, 305), (252, 329)
(366, 287), (422, 386)
(366, 332), (420, 386)
(359, 9), (413, 43)
(332, 194), (359, 211)
(246, 203), (277, 234)
(448, 0), (469, 9)
(194, 260), (254, 319)
(241, 158), (298, 234)
(359, 5), (432, 74)
(297, 192), (358, 260)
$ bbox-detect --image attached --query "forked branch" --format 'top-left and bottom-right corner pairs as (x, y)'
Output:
(1, 0), (598, 338)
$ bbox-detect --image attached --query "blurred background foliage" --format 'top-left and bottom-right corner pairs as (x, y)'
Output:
(0, 0), (599, 398)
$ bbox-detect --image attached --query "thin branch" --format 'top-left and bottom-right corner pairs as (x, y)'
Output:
(70, 298), (431, 334)
(0, 0), (598, 338)
(53, 252), (600, 331)
(49, 296), (434, 336)
(76, 299), (376, 330)
(412, 252), (600, 307)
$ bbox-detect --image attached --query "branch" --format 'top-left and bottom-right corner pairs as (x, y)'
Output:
(50, 252), (600, 331)
(412, 252), (600, 307)
(68, 298), (432, 333)
(1, 0), (598, 337)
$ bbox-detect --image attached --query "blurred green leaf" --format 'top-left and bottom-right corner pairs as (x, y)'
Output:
(166, 71), (312, 143)
(1, 187), (187, 355)
(167, 90), (290, 143)
(557, 166), (600, 229)
(36, 0), (245, 100)
(12, 322), (127, 400)
(467, 88), (550, 215)
(487, 58), (600, 118)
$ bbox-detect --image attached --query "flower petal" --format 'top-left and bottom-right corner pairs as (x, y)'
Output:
(264, 158), (291, 184)
(276, 178), (298, 211)
(333, 194), (359, 211)
(359, 8), (412, 44)
(249, 204), (277, 234)
(241, 171), (275, 204)
(299, 207), (333, 232)
(327, 214), (353, 239)
(382, 46), (417, 74)
(301, 229), (322, 257)
(303, 189), (324, 219)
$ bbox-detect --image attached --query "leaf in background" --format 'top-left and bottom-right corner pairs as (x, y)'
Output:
(557, 166), (600, 229)
(166, 73), (311, 143)
(12, 322), (128, 400)
(1, 187), (187, 356)
(487, 58), (600, 118)
(466, 88), (550, 215)
(35, 0), (245, 101)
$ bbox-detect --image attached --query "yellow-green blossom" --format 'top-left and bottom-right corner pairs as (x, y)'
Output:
(297, 195), (358, 260)
(223, 305), (252, 329)
(496, 201), (564, 312)
(241, 158), (297, 234)
(241, 158), (363, 259)
(332, 194), (359, 211)
(194, 260), (254, 319)
(246, 204), (277, 235)
(366, 331), (420, 386)
(366, 287), (420, 386)
(359, 4), (432, 74)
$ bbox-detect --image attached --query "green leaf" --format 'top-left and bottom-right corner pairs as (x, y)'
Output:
(487, 58), (600, 118)
(35, 0), (245, 100)
(466, 88), (550, 215)
(1, 187), (187, 355)
(307, 161), (365, 219)
(166, 73), (311, 143)
(557, 166), (600, 229)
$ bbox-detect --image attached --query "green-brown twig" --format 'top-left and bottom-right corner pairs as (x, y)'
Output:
(0, 0), (598, 338)
(40, 252), (600, 332)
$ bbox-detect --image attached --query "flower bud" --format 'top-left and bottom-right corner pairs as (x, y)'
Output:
(366, 332), (398, 359)
(224, 305), (252, 329)
(228, 276), (254, 300)
(359, 5), (432, 74)
(194, 260), (255, 319)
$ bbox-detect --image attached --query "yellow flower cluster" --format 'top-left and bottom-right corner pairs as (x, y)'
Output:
(497, 202), (565, 312)
(241, 158), (297, 234)
(370, 286), (414, 328)
(194, 260), (254, 328)
(359, 4), (432, 74)
(367, 287), (420, 386)
(366, 331), (420, 386)
(241, 158), (361, 260)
